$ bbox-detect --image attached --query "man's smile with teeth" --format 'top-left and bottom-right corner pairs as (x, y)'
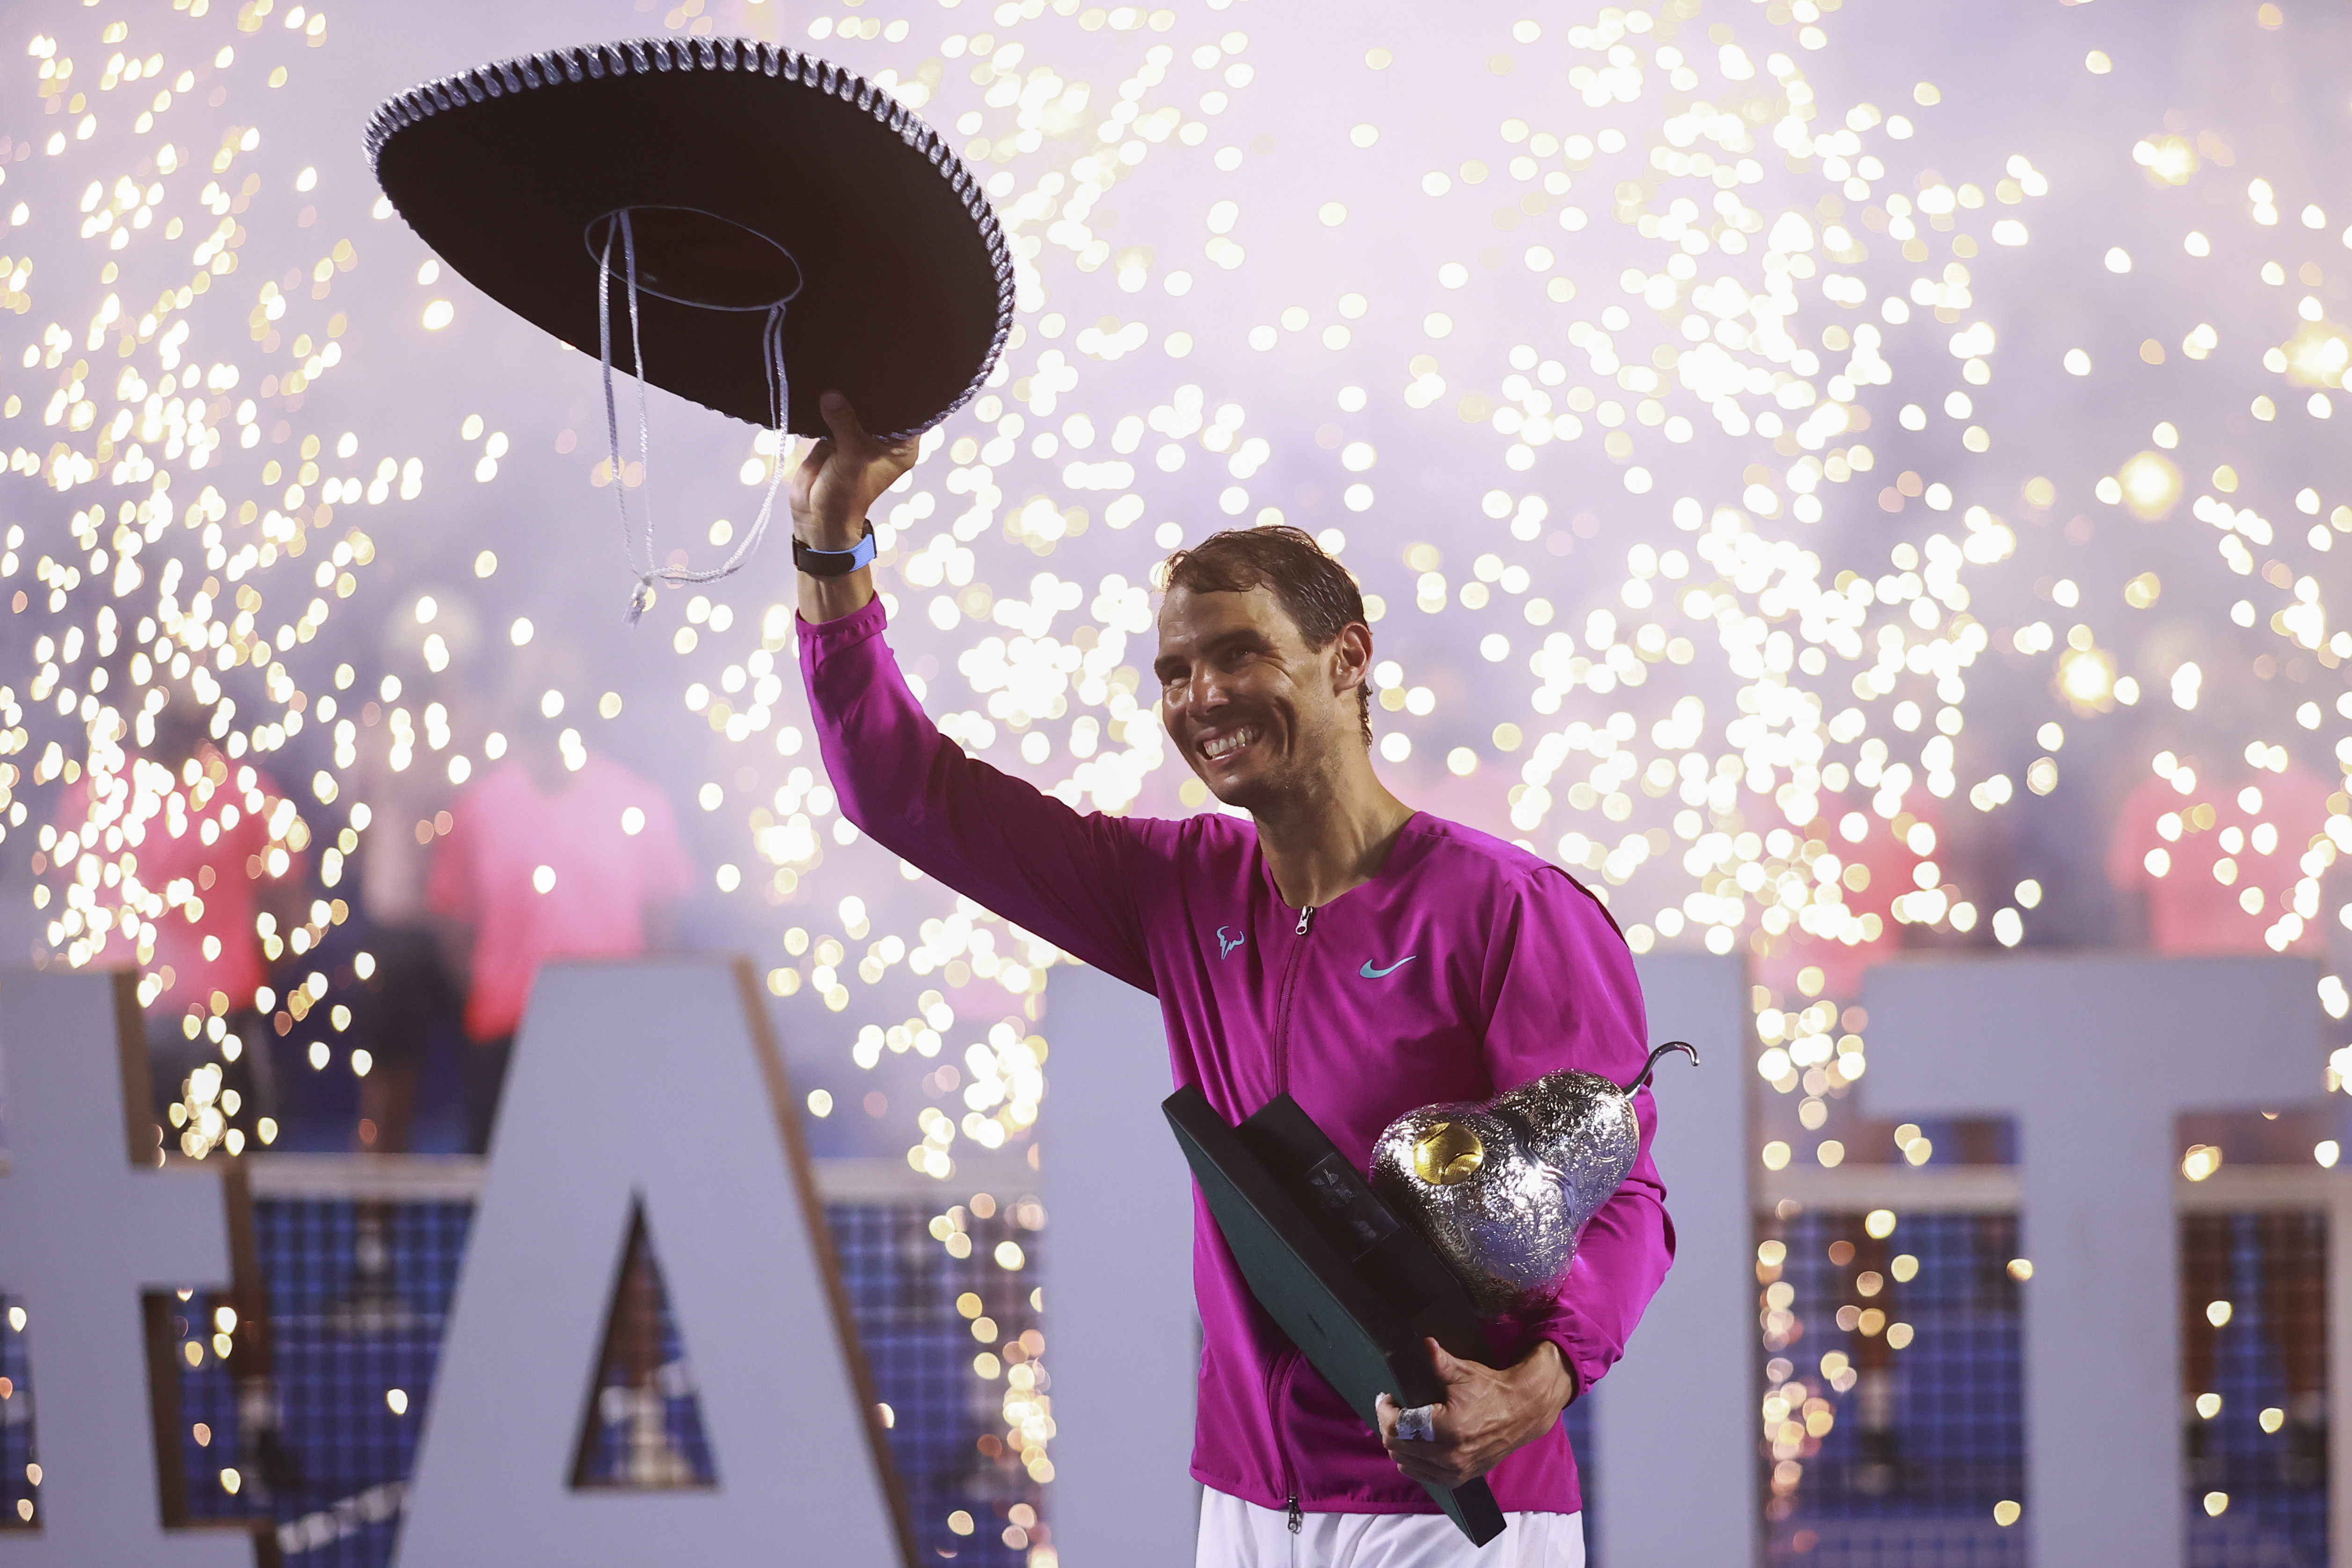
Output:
(1202, 727), (1258, 760)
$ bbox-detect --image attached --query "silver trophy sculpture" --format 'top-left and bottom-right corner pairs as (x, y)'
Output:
(1369, 1042), (1697, 1319)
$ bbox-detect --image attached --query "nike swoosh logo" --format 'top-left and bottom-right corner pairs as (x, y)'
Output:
(1360, 957), (1417, 978)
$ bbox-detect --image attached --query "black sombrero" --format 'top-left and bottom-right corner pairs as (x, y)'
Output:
(365, 37), (1013, 605)
(366, 36), (1012, 440)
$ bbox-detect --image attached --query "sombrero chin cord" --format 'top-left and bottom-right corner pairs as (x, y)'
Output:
(596, 210), (793, 625)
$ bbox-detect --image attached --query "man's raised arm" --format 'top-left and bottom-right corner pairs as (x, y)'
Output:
(790, 391), (907, 627)
(788, 393), (1159, 992)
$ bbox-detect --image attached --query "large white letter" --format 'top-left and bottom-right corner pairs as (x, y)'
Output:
(0, 968), (264, 1565)
(1592, 953), (1760, 1568)
(1863, 954), (2323, 1568)
(1040, 966), (1196, 1568)
(394, 955), (909, 1566)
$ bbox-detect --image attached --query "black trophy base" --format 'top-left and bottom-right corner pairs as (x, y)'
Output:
(1164, 1086), (1507, 1547)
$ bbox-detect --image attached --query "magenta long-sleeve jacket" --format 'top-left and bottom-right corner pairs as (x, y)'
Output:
(801, 600), (1674, 1517)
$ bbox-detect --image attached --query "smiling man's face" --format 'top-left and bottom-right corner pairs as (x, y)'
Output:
(1154, 583), (1368, 812)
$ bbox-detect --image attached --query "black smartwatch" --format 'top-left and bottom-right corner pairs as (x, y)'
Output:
(793, 519), (877, 577)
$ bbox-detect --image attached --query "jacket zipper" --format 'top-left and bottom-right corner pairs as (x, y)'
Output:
(1271, 907), (1314, 1526)
(1271, 905), (1315, 1093)
(1267, 1349), (1303, 1534)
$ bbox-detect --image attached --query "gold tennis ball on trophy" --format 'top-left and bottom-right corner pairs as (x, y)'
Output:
(1411, 1121), (1486, 1185)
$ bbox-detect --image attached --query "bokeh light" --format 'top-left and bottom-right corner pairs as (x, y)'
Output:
(5, 0), (2352, 1545)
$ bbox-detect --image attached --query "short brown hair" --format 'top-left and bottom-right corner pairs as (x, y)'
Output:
(1161, 525), (1372, 742)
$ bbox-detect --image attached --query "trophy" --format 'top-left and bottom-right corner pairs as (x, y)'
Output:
(1369, 1043), (1698, 1320)
(1164, 1041), (1695, 1545)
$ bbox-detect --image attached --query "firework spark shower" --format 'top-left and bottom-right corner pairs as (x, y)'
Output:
(1, 0), (2350, 1561)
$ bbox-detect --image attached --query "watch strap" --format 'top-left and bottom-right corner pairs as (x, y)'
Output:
(793, 521), (877, 577)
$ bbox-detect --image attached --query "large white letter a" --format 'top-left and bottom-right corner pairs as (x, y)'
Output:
(396, 956), (910, 1566)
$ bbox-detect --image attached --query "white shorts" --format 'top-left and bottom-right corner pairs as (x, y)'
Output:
(1195, 1489), (1587, 1568)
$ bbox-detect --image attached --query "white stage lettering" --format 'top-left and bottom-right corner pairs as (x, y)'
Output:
(1039, 965), (1196, 1568)
(394, 955), (909, 1567)
(0, 968), (263, 1566)
(1863, 953), (2324, 1568)
(1592, 953), (1759, 1568)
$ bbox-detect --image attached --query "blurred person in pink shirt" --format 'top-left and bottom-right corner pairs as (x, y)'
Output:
(62, 703), (307, 1134)
(426, 652), (694, 1152)
(60, 702), (307, 1497)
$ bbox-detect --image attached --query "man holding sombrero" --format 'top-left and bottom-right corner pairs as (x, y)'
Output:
(791, 392), (1672, 1567)
(367, 37), (1671, 1560)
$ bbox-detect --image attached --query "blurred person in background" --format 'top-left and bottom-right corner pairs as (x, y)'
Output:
(333, 587), (474, 1332)
(347, 586), (477, 1157)
(63, 699), (308, 1142)
(62, 694), (306, 1497)
(427, 635), (693, 1153)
